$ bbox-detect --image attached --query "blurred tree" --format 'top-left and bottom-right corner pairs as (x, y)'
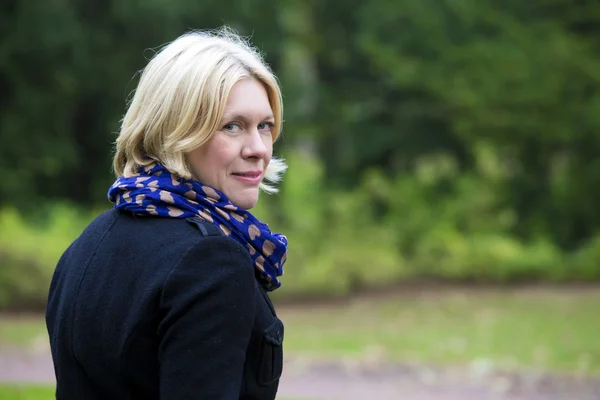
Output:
(0, 0), (283, 209)
(1, 0), (600, 250)
(309, 0), (600, 248)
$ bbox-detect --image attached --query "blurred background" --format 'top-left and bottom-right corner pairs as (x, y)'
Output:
(1, 0), (600, 399)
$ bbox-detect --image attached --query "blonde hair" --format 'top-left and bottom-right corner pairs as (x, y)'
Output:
(113, 27), (286, 193)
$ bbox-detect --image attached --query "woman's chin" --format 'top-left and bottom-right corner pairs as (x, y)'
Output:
(229, 190), (259, 210)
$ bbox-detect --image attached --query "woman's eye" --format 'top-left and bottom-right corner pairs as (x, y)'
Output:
(223, 123), (242, 133)
(258, 122), (274, 132)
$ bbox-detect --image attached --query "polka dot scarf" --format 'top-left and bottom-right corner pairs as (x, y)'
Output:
(107, 163), (287, 291)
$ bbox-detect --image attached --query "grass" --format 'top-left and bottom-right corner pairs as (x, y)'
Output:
(0, 385), (309, 400)
(1, 286), (599, 379)
(0, 385), (55, 400)
(278, 286), (600, 375)
(0, 315), (47, 348)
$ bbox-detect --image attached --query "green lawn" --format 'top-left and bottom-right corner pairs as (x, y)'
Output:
(0, 315), (47, 348)
(1, 286), (599, 378)
(0, 385), (54, 400)
(278, 286), (600, 375)
(0, 385), (309, 400)
(0, 385), (312, 400)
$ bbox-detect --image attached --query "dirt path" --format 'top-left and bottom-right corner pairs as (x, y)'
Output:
(278, 356), (600, 400)
(1, 349), (599, 400)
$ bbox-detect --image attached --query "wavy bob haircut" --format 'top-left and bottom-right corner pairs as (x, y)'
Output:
(113, 28), (286, 193)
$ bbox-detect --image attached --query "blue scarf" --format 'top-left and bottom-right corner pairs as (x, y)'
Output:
(107, 163), (287, 291)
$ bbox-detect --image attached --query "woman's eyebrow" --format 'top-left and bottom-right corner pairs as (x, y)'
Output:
(222, 113), (275, 122)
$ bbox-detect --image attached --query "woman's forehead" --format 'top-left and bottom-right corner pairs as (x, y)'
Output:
(221, 79), (273, 119)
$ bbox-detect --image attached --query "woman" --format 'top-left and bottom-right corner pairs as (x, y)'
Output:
(45, 28), (288, 400)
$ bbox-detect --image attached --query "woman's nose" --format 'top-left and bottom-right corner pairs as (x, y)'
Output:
(242, 129), (269, 159)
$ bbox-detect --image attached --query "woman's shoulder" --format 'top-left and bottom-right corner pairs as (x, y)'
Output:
(107, 210), (219, 247)
(89, 209), (247, 258)
(70, 209), (251, 281)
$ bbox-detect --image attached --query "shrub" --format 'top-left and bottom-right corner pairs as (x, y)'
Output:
(1, 150), (600, 310)
(0, 205), (96, 310)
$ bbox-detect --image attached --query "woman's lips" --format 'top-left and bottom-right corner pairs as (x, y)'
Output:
(232, 171), (262, 184)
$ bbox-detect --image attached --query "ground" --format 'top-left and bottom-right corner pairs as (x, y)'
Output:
(1, 349), (600, 399)
(2, 286), (600, 399)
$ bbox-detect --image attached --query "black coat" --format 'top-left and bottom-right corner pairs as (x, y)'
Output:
(45, 208), (284, 400)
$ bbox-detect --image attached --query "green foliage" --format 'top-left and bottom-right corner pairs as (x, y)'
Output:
(2, 0), (600, 250)
(0, 206), (95, 309)
(568, 235), (600, 281)
(2, 1), (600, 307)
(312, 0), (600, 249)
(261, 150), (600, 300)
(2, 149), (600, 309)
(0, 0), (282, 208)
(3, 148), (600, 309)
(257, 151), (404, 298)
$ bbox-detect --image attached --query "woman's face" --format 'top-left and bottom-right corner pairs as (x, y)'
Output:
(187, 78), (274, 209)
